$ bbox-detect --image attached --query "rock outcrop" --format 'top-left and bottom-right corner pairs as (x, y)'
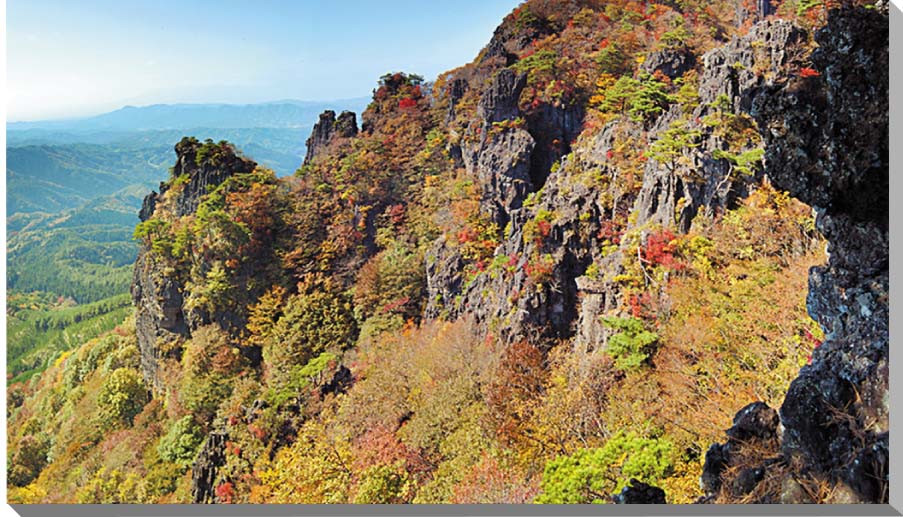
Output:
(752, 7), (888, 503)
(190, 430), (228, 503)
(132, 138), (257, 390)
(303, 110), (358, 165)
(700, 6), (888, 503)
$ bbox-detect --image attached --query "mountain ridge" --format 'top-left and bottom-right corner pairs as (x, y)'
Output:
(7, 0), (888, 505)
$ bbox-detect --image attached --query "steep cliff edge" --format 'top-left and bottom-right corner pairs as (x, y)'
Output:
(132, 138), (257, 390)
(702, 7), (888, 503)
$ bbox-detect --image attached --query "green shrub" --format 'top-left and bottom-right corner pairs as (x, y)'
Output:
(97, 368), (148, 427)
(157, 416), (204, 467)
(536, 431), (675, 503)
(263, 278), (356, 389)
(601, 317), (659, 371)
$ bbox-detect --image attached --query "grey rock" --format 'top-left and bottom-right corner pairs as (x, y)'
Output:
(641, 46), (696, 80)
(303, 110), (358, 165)
(190, 430), (227, 503)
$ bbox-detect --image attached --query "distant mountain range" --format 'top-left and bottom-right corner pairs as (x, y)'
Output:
(6, 97), (371, 302)
(8, 98), (370, 133)
(7, 98), (371, 215)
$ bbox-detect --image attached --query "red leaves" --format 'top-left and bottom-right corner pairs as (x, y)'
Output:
(387, 203), (406, 225)
(536, 220), (552, 240)
(524, 259), (553, 282)
(800, 67), (821, 78)
(225, 440), (242, 457)
(642, 229), (685, 271)
(215, 481), (235, 504)
(606, 149), (615, 160)
(505, 254), (520, 269)
(628, 291), (658, 319)
(398, 97), (418, 109)
(381, 296), (411, 314)
(597, 220), (623, 245)
(804, 328), (823, 364)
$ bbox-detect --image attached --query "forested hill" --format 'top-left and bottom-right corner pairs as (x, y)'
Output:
(8, 0), (888, 505)
(6, 99), (369, 383)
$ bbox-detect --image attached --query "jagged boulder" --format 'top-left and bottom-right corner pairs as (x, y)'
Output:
(641, 46), (696, 80)
(700, 402), (781, 501)
(726, 402), (780, 442)
(613, 479), (667, 504)
(303, 110), (358, 165)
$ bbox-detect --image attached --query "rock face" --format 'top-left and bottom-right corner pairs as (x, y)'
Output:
(752, 7), (889, 502)
(303, 110), (358, 165)
(426, 16), (809, 352)
(132, 138), (257, 390)
(641, 46), (696, 80)
(700, 6), (889, 503)
(191, 431), (227, 503)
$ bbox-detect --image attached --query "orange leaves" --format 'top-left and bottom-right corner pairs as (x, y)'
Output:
(450, 454), (539, 503)
(247, 423), (266, 442)
(799, 67), (821, 78)
(484, 341), (547, 448)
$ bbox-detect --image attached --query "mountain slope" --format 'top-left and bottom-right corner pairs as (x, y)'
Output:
(7, 0), (887, 505)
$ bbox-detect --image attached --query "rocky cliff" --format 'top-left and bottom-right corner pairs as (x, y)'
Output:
(303, 110), (359, 165)
(123, 2), (887, 504)
(425, 4), (887, 503)
(132, 138), (257, 390)
(702, 6), (889, 503)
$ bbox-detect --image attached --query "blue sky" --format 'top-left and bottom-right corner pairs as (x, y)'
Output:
(7, 0), (521, 121)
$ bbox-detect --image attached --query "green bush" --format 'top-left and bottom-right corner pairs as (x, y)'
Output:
(158, 416), (204, 467)
(536, 431), (675, 503)
(267, 352), (338, 407)
(97, 368), (148, 427)
(263, 278), (356, 389)
(628, 73), (674, 123)
(353, 462), (414, 504)
(601, 317), (659, 371)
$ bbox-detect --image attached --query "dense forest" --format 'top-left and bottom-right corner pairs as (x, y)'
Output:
(7, 0), (888, 505)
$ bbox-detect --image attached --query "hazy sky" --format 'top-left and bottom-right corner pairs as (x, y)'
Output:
(7, 0), (520, 121)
